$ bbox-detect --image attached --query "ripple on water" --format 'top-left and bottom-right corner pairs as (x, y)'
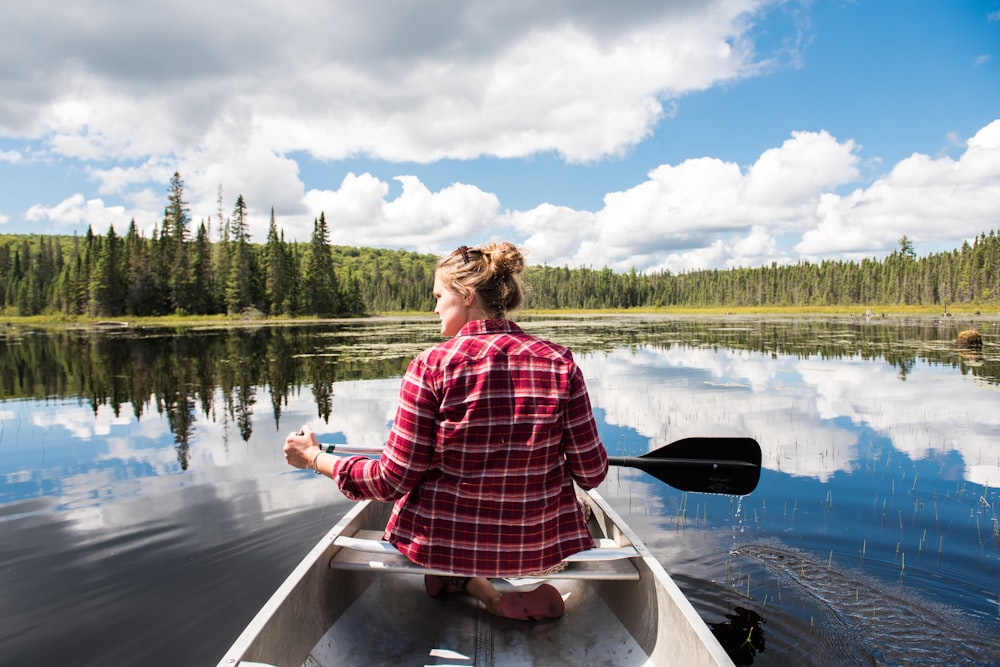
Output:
(727, 541), (1000, 666)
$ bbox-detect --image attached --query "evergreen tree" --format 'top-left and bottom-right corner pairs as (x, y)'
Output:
(164, 172), (190, 242)
(263, 208), (293, 315)
(191, 221), (215, 314)
(302, 212), (340, 316)
(162, 173), (194, 312)
(146, 223), (172, 315)
(214, 215), (232, 314)
(124, 220), (154, 316)
(898, 235), (916, 261)
(225, 195), (255, 314)
(88, 226), (126, 316)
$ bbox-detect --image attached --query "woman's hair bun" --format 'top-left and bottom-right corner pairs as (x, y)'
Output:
(484, 241), (525, 278)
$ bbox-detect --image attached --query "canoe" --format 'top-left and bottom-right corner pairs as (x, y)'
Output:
(217, 488), (735, 666)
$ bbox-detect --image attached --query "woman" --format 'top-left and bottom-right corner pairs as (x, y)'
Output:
(284, 241), (608, 620)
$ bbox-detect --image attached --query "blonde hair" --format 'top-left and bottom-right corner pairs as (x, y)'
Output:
(437, 241), (526, 318)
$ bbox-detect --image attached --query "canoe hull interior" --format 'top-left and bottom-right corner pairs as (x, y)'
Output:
(218, 491), (733, 667)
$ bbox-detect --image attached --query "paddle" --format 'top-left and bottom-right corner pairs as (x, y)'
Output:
(606, 436), (761, 496)
(316, 435), (762, 496)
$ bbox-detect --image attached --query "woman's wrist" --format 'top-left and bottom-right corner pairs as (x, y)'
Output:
(310, 448), (324, 474)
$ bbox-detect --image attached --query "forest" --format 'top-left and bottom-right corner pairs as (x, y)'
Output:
(1, 173), (998, 317)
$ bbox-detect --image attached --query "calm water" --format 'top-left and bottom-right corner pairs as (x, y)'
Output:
(1, 315), (999, 666)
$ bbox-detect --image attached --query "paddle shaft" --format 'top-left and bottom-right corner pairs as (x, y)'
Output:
(320, 444), (759, 467)
(606, 456), (759, 470)
(318, 436), (762, 496)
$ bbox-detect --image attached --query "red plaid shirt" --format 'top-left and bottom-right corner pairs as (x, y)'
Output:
(330, 319), (608, 577)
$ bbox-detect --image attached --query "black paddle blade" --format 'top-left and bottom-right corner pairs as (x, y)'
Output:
(607, 436), (762, 496)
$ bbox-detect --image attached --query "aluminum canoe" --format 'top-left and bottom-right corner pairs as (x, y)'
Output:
(217, 489), (734, 667)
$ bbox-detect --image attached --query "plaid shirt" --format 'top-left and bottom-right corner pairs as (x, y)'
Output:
(330, 319), (608, 577)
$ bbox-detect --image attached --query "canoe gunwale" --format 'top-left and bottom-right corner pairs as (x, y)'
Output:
(584, 490), (735, 666)
(218, 501), (375, 667)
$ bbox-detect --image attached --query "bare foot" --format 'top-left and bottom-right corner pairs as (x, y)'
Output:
(464, 577), (505, 615)
(465, 578), (564, 620)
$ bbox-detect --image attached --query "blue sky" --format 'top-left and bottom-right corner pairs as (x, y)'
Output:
(1, 0), (998, 273)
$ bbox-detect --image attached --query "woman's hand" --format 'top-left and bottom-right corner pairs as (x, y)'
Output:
(284, 424), (321, 470)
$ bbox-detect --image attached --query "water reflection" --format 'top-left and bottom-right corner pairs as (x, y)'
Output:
(709, 606), (765, 666)
(579, 338), (1000, 487)
(1, 315), (998, 666)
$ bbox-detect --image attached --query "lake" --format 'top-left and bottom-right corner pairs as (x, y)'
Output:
(1, 315), (998, 666)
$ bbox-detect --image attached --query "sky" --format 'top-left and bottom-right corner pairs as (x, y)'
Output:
(1, 0), (999, 274)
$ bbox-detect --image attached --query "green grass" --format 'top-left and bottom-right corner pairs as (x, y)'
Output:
(2, 303), (995, 329)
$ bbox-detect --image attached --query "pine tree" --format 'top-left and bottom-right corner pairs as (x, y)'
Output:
(163, 173), (194, 313)
(88, 226), (126, 316)
(124, 220), (153, 316)
(263, 208), (293, 315)
(191, 221), (215, 314)
(302, 212), (339, 316)
(225, 195), (254, 314)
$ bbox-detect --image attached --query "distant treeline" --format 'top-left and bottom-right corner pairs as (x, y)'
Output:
(1, 174), (998, 317)
(527, 233), (999, 310)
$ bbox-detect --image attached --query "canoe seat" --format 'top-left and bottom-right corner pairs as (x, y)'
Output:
(329, 531), (641, 581)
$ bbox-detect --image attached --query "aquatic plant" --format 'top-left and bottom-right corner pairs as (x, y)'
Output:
(956, 329), (983, 349)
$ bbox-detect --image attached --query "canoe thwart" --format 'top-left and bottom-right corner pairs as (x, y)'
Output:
(330, 531), (641, 581)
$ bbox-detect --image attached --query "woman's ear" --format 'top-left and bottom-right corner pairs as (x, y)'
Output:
(463, 289), (477, 307)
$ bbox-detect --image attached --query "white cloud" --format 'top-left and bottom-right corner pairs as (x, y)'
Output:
(729, 225), (783, 268)
(1, 0), (766, 165)
(518, 129), (861, 272)
(26, 194), (132, 231)
(303, 173), (390, 237)
(797, 119), (1000, 258)
(664, 240), (730, 274)
(89, 159), (176, 197)
(744, 130), (860, 206)
(302, 174), (505, 254)
(510, 204), (596, 267)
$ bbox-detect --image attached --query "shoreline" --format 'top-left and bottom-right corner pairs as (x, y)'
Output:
(2, 304), (997, 331)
